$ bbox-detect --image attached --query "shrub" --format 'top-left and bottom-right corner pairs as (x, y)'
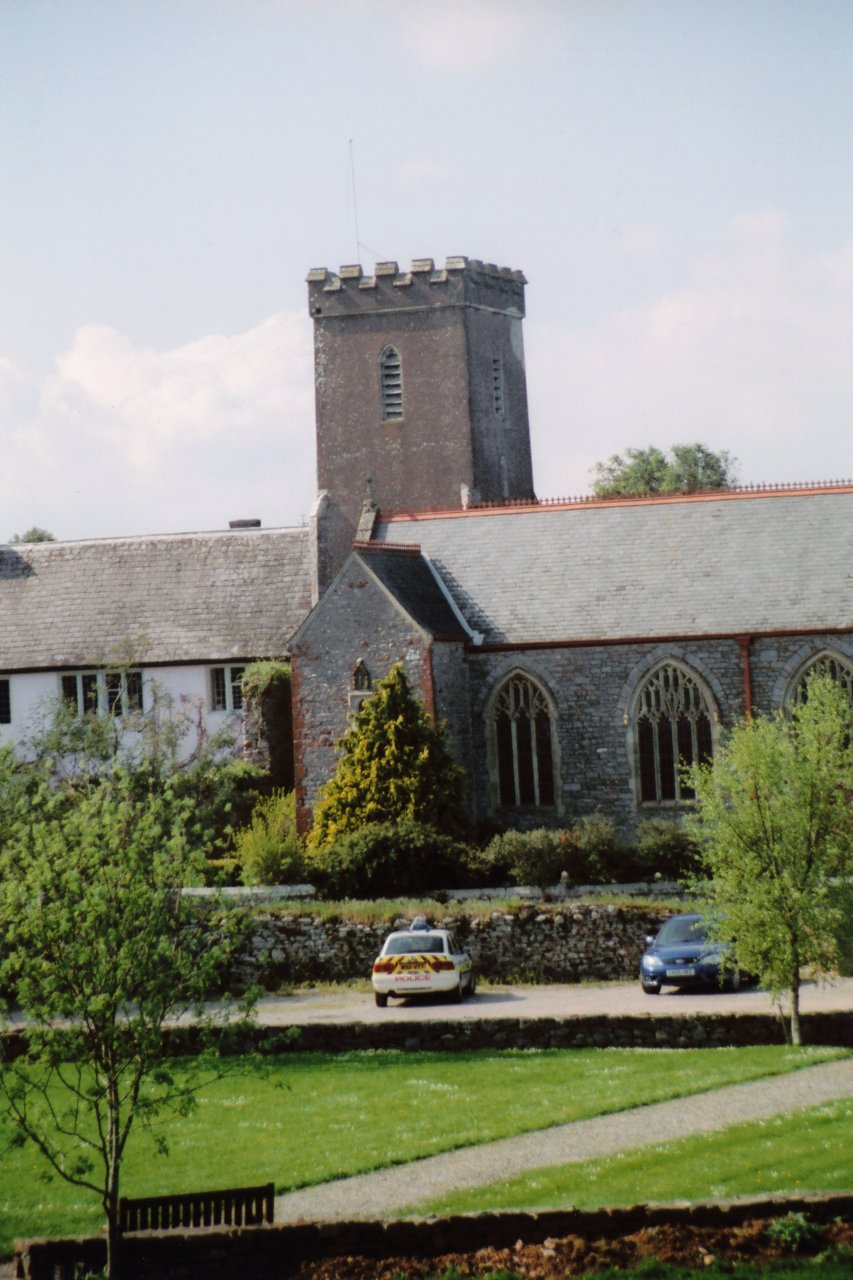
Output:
(306, 819), (473, 899)
(567, 813), (625, 882)
(478, 828), (571, 889)
(234, 789), (305, 885)
(307, 664), (466, 852)
(632, 818), (701, 881)
(765, 1212), (821, 1253)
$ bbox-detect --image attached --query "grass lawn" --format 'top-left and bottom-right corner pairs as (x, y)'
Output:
(0, 1044), (846, 1256)
(417, 1096), (853, 1217)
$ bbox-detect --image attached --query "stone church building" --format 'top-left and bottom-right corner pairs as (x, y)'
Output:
(1, 254), (850, 840)
(291, 256), (852, 837)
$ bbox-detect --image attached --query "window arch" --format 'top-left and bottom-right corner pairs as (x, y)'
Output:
(379, 346), (403, 420)
(634, 662), (715, 804)
(492, 673), (556, 808)
(787, 650), (853, 708)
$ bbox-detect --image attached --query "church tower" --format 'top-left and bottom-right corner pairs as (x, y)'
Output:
(307, 255), (535, 591)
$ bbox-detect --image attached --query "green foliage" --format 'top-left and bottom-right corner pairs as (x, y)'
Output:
(476, 816), (625, 888)
(307, 819), (472, 898)
(687, 672), (853, 1045)
(9, 526), (55, 543)
(592, 443), (736, 498)
(765, 1212), (821, 1253)
(307, 663), (466, 851)
(632, 819), (702, 881)
(234, 789), (305, 885)
(478, 827), (572, 888)
(0, 765), (255, 1277)
(240, 658), (291, 700)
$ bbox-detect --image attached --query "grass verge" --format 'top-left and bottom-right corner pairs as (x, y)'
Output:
(416, 1096), (853, 1217)
(0, 1045), (845, 1256)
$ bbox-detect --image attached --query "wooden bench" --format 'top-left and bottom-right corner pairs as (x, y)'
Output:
(118, 1182), (274, 1233)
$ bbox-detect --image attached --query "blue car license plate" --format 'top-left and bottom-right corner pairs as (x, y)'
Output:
(666, 967), (696, 978)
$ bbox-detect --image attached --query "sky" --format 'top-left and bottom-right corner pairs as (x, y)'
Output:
(1, 0), (851, 542)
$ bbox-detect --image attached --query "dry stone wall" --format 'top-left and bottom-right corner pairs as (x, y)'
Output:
(242, 902), (669, 988)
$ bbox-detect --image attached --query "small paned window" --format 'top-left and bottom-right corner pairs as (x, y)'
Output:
(492, 356), (504, 415)
(635, 663), (714, 804)
(493, 674), (556, 808)
(211, 665), (245, 712)
(60, 670), (143, 717)
(0, 679), (10, 725)
(380, 347), (403, 420)
(789, 652), (853, 707)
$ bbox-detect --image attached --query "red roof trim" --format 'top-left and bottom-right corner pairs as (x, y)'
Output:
(381, 481), (853, 523)
(474, 625), (853, 654)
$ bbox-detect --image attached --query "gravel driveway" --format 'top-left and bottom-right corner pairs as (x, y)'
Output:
(255, 976), (853, 1027)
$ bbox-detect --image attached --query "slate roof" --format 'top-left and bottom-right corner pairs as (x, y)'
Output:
(375, 488), (853, 645)
(354, 545), (470, 640)
(0, 528), (312, 671)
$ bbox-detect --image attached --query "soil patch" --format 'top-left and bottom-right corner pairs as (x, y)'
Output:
(291, 1216), (853, 1278)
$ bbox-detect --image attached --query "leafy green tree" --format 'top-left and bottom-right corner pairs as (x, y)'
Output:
(306, 663), (466, 853)
(592, 443), (736, 498)
(234, 788), (305, 885)
(9, 526), (55, 543)
(687, 673), (853, 1045)
(0, 762), (255, 1280)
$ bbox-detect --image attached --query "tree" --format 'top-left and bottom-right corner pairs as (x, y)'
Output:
(687, 673), (853, 1045)
(9, 526), (55, 543)
(0, 762), (255, 1279)
(592, 444), (736, 498)
(306, 662), (466, 852)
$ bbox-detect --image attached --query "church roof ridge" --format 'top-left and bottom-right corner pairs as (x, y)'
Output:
(380, 479), (853, 522)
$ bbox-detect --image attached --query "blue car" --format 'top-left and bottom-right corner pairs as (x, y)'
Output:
(640, 913), (746, 995)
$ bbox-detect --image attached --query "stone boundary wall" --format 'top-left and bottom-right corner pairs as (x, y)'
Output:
(17, 1192), (853, 1279)
(190, 1009), (853, 1055)
(243, 901), (671, 987)
(4, 1009), (851, 1066)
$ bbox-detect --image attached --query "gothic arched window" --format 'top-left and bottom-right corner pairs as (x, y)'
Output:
(493, 673), (556, 808)
(634, 662), (715, 804)
(379, 346), (403, 421)
(788, 651), (853, 708)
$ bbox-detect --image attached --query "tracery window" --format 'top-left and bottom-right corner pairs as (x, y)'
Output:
(380, 346), (403, 420)
(788, 651), (853, 707)
(635, 662), (714, 804)
(493, 674), (555, 808)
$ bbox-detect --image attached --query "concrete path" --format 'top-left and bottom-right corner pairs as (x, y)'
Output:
(274, 1056), (853, 1222)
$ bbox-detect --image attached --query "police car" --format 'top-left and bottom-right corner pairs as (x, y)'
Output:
(371, 916), (476, 1007)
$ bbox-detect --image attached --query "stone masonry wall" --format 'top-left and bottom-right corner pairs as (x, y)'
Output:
(243, 902), (668, 988)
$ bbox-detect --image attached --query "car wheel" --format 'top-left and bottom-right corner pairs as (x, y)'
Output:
(641, 981), (661, 996)
(450, 979), (464, 1003)
(468, 972), (477, 998)
(374, 992), (388, 1008)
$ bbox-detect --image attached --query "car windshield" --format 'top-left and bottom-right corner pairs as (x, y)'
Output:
(384, 934), (446, 955)
(656, 917), (708, 945)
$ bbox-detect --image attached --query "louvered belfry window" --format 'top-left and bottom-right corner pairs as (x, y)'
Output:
(494, 674), (555, 808)
(380, 346), (403, 420)
(636, 663), (714, 803)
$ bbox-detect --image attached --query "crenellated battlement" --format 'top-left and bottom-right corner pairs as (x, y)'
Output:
(307, 255), (526, 317)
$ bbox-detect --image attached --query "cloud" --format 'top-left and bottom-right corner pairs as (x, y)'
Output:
(2, 313), (317, 540)
(527, 214), (853, 496)
(396, 0), (544, 74)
